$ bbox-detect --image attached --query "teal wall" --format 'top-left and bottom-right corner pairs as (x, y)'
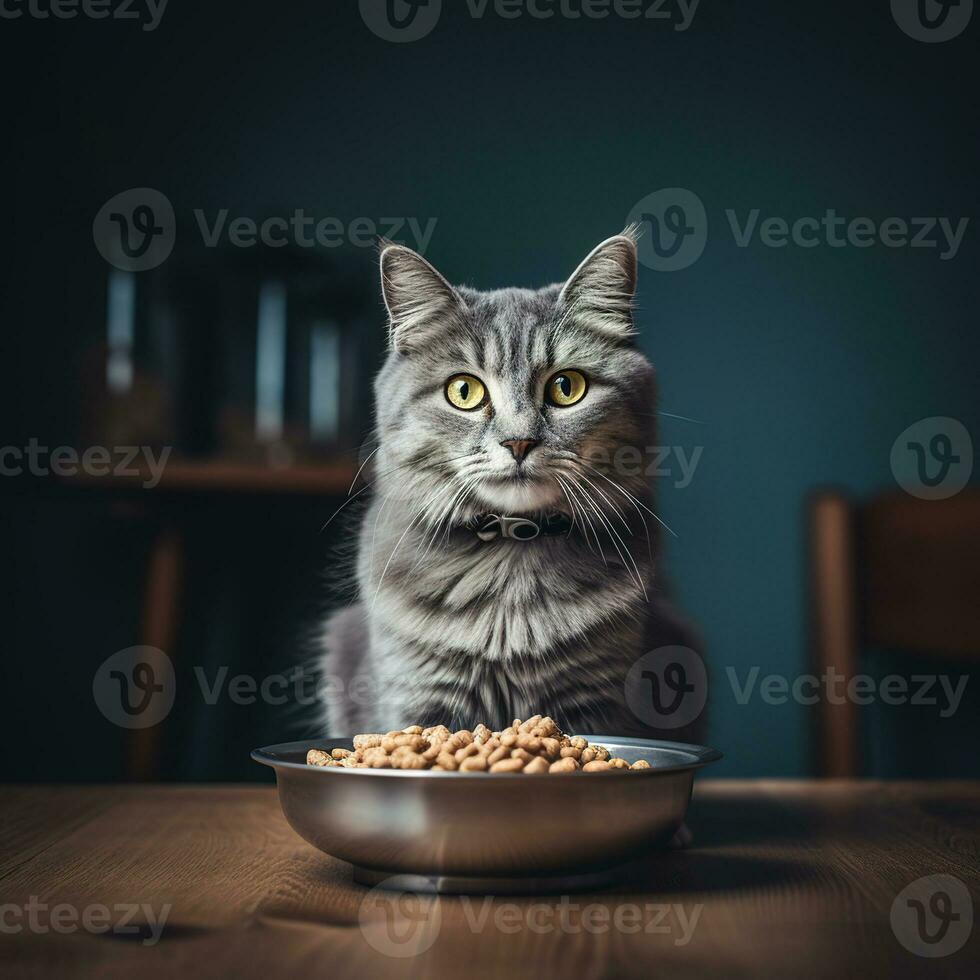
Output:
(5, 1), (976, 776)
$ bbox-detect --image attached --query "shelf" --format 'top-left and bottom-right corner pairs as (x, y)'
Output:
(63, 458), (362, 495)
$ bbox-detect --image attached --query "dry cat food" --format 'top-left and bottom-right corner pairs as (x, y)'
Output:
(306, 715), (652, 773)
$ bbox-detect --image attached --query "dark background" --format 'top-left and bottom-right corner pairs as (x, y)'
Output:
(1, 0), (977, 781)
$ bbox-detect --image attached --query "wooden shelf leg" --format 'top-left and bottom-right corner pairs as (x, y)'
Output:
(126, 526), (184, 781)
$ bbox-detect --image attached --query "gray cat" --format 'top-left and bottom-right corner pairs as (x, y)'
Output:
(318, 230), (702, 742)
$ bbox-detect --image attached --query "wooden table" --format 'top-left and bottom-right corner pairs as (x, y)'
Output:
(2, 782), (977, 979)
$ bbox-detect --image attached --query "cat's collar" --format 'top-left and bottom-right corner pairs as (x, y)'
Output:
(466, 513), (573, 542)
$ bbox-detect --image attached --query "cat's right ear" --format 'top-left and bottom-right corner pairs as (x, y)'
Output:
(558, 230), (639, 342)
(379, 244), (465, 354)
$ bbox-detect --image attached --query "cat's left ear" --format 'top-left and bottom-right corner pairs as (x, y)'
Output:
(379, 243), (466, 354)
(558, 229), (638, 341)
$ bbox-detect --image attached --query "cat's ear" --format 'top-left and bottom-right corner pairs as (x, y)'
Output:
(379, 243), (465, 354)
(558, 229), (639, 341)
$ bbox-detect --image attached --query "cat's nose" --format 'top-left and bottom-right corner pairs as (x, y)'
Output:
(500, 438), (539, 463)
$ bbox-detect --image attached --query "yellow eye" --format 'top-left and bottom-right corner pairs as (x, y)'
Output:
(546, 370), (588, 407)
(445, 374), (487, 411)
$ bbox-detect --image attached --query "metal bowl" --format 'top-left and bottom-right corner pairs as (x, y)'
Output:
(252, 736), (721, 894)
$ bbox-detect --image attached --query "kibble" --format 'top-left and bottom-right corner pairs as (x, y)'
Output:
(305, 718), (652, 775)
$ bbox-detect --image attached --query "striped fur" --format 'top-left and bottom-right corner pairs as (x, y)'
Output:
(318, 232), (697, 738)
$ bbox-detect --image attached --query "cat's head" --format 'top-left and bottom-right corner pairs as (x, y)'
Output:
(371, 231), (655, 521)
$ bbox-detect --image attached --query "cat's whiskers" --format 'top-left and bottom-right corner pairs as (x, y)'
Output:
(574, 471), (632, 534)
(567, 475), (647, 600)
(369, 452), (484, 561)
(553, 477), (584, 544)
(442, 478), (477, 547)
(368, 449), (477, 494)
(561, 450), (676, 541)
(412, 477), (471, 569)
(370, 491), (391, 555)
(556, 475), (607, 564)
(318, 483), (373, 534)
(347, 444), (380, 496)
(582, 459), (676, 539)
(565, 465), (653, 563)
(371, 480), (454, 610)
(636, 409), (706, 424)
(562, 461), (651, 562)
(321, 449), (466, 535)
(554, 458), (650, 594)
(555, 475), (600, 554)
(566, 475), (617, 561)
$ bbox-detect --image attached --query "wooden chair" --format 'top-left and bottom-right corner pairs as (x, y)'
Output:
(808, 490), (980, 777)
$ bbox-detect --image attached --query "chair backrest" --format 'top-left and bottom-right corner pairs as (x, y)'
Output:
(808, 490), (980, 777)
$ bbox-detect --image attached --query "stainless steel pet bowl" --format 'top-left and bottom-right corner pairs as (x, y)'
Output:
(252, 736), (721, 894)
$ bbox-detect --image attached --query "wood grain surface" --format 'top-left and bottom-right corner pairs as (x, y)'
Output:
(1, 782), (977, 979)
